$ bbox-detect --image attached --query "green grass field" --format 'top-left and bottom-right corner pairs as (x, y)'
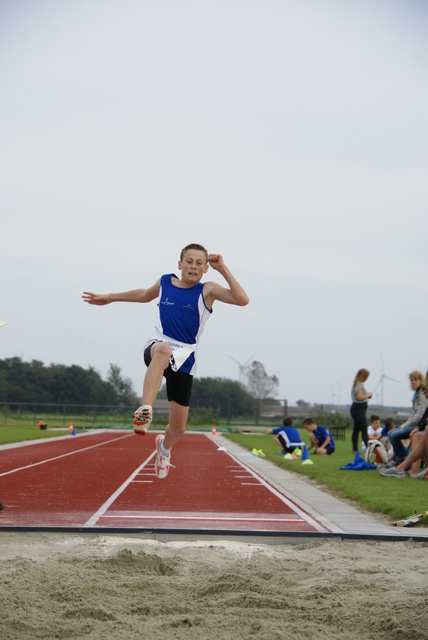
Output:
(0, 424), (75, 444)
(1, 422), (426, 525)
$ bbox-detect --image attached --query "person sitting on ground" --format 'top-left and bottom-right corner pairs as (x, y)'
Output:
(380, 417), (397, 453)
(381, 417), (397, 439)
(368, 415), (382, 441)
(380, 426), (427, 479)
(403, 373), (428, 474)
(267, 418), (302, 455)
(418, 374), (428, 429)
(365, 415), (394, 466)
(302, 418), (335, 455)
(388, 370), (428, 466)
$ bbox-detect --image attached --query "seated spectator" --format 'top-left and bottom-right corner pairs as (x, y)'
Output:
(267, 418), (303, 455)
(368, 415), (382, 440)
(381, 417), (397, 439)
(364, 414), (394, 465)
(302, 418), (335, 455)
(380, 417), (397, 452)
(406, 376), (428, 474)
(418, 379), (428, 430)
(389, 370), (428, 465)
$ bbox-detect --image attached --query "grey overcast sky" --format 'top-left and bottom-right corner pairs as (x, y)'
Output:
(1, 0), (427, 408)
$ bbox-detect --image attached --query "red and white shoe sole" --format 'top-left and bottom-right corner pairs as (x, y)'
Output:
(133, 405), (152, 436)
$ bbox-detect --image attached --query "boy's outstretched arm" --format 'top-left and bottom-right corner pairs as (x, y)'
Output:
(204, 254), (249, 307)
(82, 280), (160, 306)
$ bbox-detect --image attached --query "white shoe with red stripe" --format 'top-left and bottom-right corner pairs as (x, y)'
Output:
(155, 434), (170, 479)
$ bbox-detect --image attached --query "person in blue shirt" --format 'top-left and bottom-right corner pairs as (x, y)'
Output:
(302, 418), (335, 455)
(381, 417), (397, 438)
(267, 418), (302, 454)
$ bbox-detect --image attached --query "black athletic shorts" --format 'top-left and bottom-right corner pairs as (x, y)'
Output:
(144, 343), (193, 407)
(314, 438), (335, 455)
(277, 433), (295, 454)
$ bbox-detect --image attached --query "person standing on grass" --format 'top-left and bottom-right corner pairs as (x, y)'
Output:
(350, 368), (373, 454)
(83, 243), (249, 479)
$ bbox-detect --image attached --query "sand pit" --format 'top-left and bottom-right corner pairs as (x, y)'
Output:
(1, 532), (427, 639)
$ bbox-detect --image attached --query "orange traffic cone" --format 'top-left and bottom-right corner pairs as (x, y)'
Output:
(211, 426), (217, 436)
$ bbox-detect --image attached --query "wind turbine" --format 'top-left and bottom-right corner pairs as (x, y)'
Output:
(330, 383), (341, 406)
(373, 356), (400, 406)
(230, 353), (256, 384)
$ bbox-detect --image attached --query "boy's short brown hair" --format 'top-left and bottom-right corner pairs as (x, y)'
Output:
(384, 417), (395, 430)
(302, 418), (315, 427)
(180, 243), (208, 262)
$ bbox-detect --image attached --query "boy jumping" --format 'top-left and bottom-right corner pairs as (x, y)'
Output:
(83, 244), (249, 479)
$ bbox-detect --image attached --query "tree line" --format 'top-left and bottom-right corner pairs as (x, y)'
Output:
(0, 358), (138, 407)
(0, 357), (275, 419)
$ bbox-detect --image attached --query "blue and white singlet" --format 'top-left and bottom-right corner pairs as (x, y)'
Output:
(144, 273), (212, 375)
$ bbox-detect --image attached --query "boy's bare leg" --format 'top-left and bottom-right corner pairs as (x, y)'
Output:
(163, 401), (190, 450)
(141, 342), (171, 406)
(396, 432), (426, 471)
(273, 435), (283, 449)
(153, 402), (188, 479)
(308, 433), (318, 450)
(409, 431), (423, 475)
(134, 342), (171, 433)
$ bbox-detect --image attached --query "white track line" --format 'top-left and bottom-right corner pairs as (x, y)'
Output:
(212, 438), (327, 533)
(0, 434), (133, 477)
(102, 514), (305, 524)
(84, 450), (157, 527)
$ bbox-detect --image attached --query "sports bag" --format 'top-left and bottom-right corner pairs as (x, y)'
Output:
(365, 438), (394, 464)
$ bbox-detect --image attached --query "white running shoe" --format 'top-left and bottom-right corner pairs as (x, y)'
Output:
(155, 434), (170, 479)
(133, 404), (152, 435)
(410, 469), (427, 480)
(379, 467), (409, 478)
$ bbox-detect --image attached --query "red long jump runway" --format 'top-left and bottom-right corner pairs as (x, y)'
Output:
(0, 432), (330, 534)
